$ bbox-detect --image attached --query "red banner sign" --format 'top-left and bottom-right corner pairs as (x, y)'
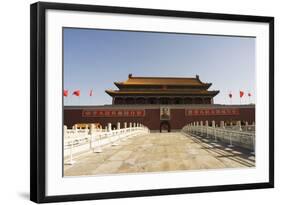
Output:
(185, 108), (240, 116)
(82, 109), (145, 117)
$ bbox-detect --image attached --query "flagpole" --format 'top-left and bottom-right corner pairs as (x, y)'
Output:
(78, 93), (80, 106)
(92, 90), (94, 106)
(69, 91), (71, 106)
(89, 89), (93, 106)
(229, 91), (232, 105)
(79, 90), (81, 106)
(63, 90), (65, 106)
(63, 89), (68, 106)
(72, 90), (81, 106)
(240, 89), (241, 105)
(227, 89), (229, 105)
(71, 90), (73, 106)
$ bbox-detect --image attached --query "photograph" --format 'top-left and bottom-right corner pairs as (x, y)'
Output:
(30, 2), (274, 203)
(63, 28), (256, 177)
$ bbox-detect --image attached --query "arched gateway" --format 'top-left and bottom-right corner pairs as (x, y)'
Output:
(160, 121), (171, 133)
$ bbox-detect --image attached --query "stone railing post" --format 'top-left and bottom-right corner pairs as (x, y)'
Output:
(64, 125), (67, 138)
(117, 122), (120, 130)
(89, 124), (95, 135)
(205, 121), (209, 137)
(245, 121), (249, 131)
(93, 125), (102, 153)
(129, 122), (132, 133)
(212, 120), (216, 141)
(200, 121), (203, 136)
(107, 123), (112, 132)
(124, 122), (127, 129)
(220, 121), (225, 129)
(228, 130), (234, 147)
(237, 121), (242, 131)
(89, 124), (94, 150)
(115, 122), (121, 143)
(212, 120), (215, 128)
(192, 122), (195, 133)
(73, 124), (78, 136)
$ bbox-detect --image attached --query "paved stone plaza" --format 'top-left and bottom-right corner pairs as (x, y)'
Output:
(64, 132), (255, 176)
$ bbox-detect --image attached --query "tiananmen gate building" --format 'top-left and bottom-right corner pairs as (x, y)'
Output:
(64, 74), (255, 132)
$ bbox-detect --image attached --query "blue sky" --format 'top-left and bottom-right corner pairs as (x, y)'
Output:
(63, 28), (255, 105)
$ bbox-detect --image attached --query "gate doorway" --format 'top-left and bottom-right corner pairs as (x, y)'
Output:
(160, 121), (171, 133)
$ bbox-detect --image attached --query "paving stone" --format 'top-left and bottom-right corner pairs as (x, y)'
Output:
(108, 150), (133, 161)
(64, 132), (255, 176)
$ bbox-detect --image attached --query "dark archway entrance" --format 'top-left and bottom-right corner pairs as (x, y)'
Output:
(160, 121), (171, 132)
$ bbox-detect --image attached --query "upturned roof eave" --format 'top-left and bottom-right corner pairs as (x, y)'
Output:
(105, 90), (220, 97)
(114, 82), (211, 88)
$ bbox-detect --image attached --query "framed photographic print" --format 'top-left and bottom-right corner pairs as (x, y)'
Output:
(30, 2), (274, 203)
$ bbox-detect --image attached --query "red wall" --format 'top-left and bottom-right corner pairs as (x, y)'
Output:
(64, 106), (255, 131)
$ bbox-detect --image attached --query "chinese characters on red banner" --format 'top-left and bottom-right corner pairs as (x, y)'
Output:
(185, 108), (240, 116)
(82, 109), (145, 117)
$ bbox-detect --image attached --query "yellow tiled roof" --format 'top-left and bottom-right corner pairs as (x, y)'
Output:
(115, 75), (209, 86)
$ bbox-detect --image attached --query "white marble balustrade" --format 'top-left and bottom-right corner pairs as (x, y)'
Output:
(181, 120), (255, 151)
(64, 122), (150, 164)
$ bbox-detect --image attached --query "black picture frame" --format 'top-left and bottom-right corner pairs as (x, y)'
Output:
(30, 1), (274, 203)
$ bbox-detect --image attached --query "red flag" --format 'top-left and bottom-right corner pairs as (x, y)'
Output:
(248, 92), (252, 97)
(89, 89), (93, 96)
(229, 93), (232, 98)
(63, 90), (68, 97)
(72, 90), (80, 96)
(239, 91), (244, 98)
